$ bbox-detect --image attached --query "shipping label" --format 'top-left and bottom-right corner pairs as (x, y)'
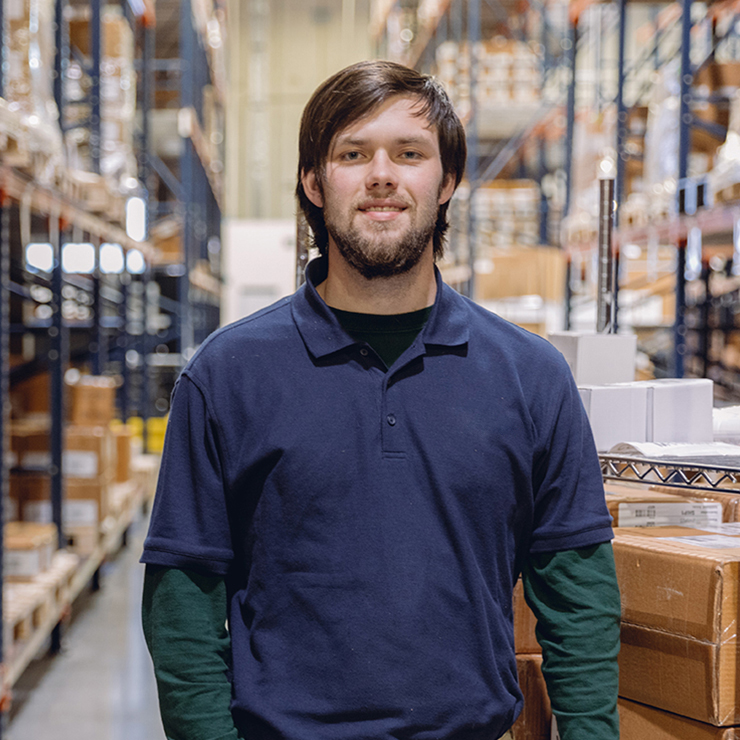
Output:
(617, 502), (722, 529)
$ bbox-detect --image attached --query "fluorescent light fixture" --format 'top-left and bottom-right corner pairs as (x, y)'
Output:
(62, 242), (95, 274)
(100, 242), (125, 274)
(126, 248), (146, 275)
(25, 242), (53, 273)
(126, 197), (147, 242)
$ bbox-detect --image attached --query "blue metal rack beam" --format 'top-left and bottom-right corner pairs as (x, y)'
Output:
(49, 216), (65, 553)
(675, 0), (693, 378)
(466, 0), (481, 300)
(0, 198), (8, 735)
(90, 0), (102, 174)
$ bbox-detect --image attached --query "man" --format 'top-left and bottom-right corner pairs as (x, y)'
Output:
(142, 60), (620, 740)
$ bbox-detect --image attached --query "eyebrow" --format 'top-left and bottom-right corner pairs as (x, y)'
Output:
(334, 135), (434, 148)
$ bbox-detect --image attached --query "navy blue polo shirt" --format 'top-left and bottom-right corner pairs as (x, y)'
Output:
(142, 257), (612, 740)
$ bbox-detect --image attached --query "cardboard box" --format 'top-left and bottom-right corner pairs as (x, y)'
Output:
(65, 525), (100, 555)
(513, 580), (539, 654)
(614, 526), (740, 724)
(67, 376), (117, 426)
(649, 485), (740, 523)
(11, 423), (114, 480)
(604, 485), (723, 528)
(605, 378), (714, 443)
(547, 333), (637, 385)
(646, 379), (714, 443)
(579, 384), (648, 451)
(619, 697), (740, 739)
(4, 522), (57, 581)
(21, 475), (109, 525)
(111, 424), (133, 482)
(511, 654), (551, 740)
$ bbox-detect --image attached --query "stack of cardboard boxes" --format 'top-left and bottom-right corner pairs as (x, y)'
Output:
(473, 180), (542, 250)
(8, 373), (134, 555)
(435, 37), (540, 121)
(615, 525), (740, 737)
(511, 581), (551, 740)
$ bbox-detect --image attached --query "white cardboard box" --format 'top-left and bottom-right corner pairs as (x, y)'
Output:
(579, 384), (649, 451)
(647, 378), (713, 443)
(547, 332), (637, 385)
(610, 378), (714, 444)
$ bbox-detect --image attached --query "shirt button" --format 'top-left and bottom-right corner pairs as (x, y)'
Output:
(387, 414), (396, 426)
(360, 348), (369, 357)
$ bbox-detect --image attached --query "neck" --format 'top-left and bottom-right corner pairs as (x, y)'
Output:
(317, 245), (437, 315)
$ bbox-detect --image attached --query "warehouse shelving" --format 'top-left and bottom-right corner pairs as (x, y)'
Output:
(600, 452), (740, 493)
(0, 0), (224, 730)
(372, 0), (573, 337)
(372, 1), (740, 386)
(527, 0), (740, 397)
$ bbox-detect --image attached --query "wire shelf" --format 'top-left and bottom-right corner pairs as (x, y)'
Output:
(599, 454), (740, 493)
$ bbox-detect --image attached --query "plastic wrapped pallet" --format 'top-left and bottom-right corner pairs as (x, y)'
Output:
(65, 5), (137, 197)
(4, 0), (63, 184)
(435, 37), (540, 120)
(709, 91), (740, 202)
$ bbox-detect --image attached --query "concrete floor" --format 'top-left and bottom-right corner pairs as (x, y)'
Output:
(7, 513), (166, 740)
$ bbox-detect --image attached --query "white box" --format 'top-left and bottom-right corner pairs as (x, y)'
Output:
(610, 378), (714, 444)
(648, 378), (713, 444)
(547, 332), (637, 385)
(579, 384), (649, 451)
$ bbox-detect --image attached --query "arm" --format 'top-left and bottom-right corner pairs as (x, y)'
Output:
(521, 542), (620, 740)
(142, 565), (243, 740)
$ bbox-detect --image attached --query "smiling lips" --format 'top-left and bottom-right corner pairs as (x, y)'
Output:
(358, 200), (408, 221)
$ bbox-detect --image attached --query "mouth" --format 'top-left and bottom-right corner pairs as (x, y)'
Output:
(358, 202), (408, 221)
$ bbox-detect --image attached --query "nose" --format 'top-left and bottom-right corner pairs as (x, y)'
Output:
(365, 150), (398, 191)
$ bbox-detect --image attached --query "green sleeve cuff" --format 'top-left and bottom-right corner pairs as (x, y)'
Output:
(522, 541), (621, 740)
(143, 565), (243, 740)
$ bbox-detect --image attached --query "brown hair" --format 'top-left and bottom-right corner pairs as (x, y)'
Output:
(296, 60), (467, 259)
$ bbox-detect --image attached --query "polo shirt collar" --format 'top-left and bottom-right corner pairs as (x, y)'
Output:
(292, 257), (470, 359)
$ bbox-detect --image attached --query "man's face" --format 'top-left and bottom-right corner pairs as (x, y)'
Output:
(303, 96), (455, 280)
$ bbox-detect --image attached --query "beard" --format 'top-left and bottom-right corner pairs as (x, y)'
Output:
(323, 195), (440, 281)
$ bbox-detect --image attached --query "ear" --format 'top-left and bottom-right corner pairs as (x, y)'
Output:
(438, 173), (456, 206)
(301, 169), (324, 208)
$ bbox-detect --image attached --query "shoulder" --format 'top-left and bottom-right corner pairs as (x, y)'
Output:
(455, 291), (571, 379)
(182, 295), (297, 386)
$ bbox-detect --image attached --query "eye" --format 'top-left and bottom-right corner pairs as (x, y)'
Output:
(341, 151), (362, 161)
(400, 151), (423, 161)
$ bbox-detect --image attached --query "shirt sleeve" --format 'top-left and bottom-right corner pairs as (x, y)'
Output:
(142, 565), (243, 740)
(530, 364), (613, 553)
(141, 373), (234, 575)
(522, 542), (621, 740)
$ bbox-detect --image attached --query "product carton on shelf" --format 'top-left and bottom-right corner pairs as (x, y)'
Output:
(619, 697), (740, 739)
(111, 423), (133, 483)
(578, 383), (648, 451)
(511, 654), (551, 740)
(20, 474), (110, 527)
(66, 375), (118, 426)
(11, 422), (115, 483)
(604, 484), (723, 528)
(513, 580), (539, 654)
(613, 525), (740, 725)
(4, 522), (57, 581)
(475, 246), (566, 303)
